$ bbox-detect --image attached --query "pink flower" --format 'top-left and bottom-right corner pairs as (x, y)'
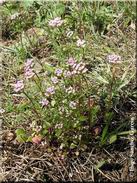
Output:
(40, 98), (49, 107)
(24, 59), (34, 79)
(51, 77), (58, 84)
(72, 63), (77, 69)
(69, 101), (77, 109)
(24, 68), (35, 79)
(107, 54), (122, 64)
(76, 39), (86, 47)
(67, 57), (76, 66)
(77, 64), (85, 71)
(55, 68), (63, 76)
(48, 17), (64, 27)
(71, 62), (88, 75)
(45, 86), (55, 96)
(63, 71), (72, 78)
(71, 70), (77, 75)
(24, 58), (33, 70)
(0, 0), (5, 4)
(13, 80), (24, 92)
(74, 63), (81, 71)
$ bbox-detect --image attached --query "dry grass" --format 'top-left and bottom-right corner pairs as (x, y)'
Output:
(1, 128), (136, 182)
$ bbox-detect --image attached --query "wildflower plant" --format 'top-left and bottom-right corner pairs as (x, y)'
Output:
(7, 30), (135, 151)
(13, 50), (134, 150)
(92, 54), (135, 145)
(12, 53), (100, 149)
(1, 1), (136, 154)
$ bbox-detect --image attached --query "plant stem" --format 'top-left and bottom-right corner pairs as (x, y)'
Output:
(23, 91), (41, 119)
(108, 65), (116, 111)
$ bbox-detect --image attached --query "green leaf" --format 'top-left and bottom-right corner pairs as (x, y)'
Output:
(109, 135), (117, 144)
(121, 67), (130, 81)
(41, 129), (48, 135)
(16, 136), (27, 143)
(70, 143), (77, 149)
(105, 112), (113, 122)
(21, 0), (34, 9)
(118, 130), (137, 136)
(94, 72), (109, 84)
(118, 73), (135, 91)
(118, 80), (129, 90)
(79, 115), (88, 122)
(44, 63), (54, 73)
(95, 160), (106, 169)
(17, 102), (29, 112)
(51, 100), (56, 107)
(101, 112), (114, 145)
(15, 128), (26, 136)
(43, 122), (51, 128)
(56, 3), (65, 15)
(15, 128), (28, 142)
(26, 136), (32, 142)
(100, 125), (108, 145)
(55, 128), (62, 137)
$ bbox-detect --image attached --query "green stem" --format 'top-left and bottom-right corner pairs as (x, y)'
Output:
(23, 91), (41, 119)
(33, 75), (44, 96)
(82, 75), (90, 90)
(108, 65), (116, 111)
(88, 97), (92, 129)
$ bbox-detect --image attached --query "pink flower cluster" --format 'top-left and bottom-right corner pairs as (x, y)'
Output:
(40, 86), (56, 107)
(40, 78), (57, 106)
(107, 54), (122, 64)
(0, 0), (5, 4)
(48, 17), (64, 27)
(13, 80), (24, 92)
(12, 59), (35, 92)
(51, 76), (58, 84)
(24, 59), (33, 70)
(63, 70), (72, 78)
(64, 57), (88, 77)
(24, 59), (34, 79)
(67, 57), (76, 66)
(45, 86), (55, 97)
(69, 58), (88, 74)
(40, 98), (49, 107)
(72, 62), (88, 74)
(55, 68), (63, 77)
